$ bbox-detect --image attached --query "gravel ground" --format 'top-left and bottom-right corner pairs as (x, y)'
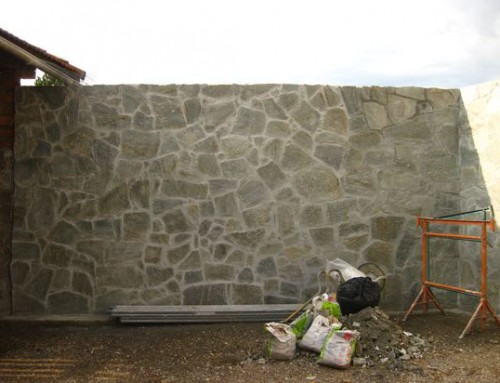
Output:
(0, 311), (499, 383)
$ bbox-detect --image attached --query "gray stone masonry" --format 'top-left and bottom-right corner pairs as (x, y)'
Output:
(11, 83), (496, 315)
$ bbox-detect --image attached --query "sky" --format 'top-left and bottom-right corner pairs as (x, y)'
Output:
(3, 0), (500, 88)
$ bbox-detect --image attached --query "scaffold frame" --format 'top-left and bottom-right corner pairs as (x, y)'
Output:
(402, 207), (500, 338)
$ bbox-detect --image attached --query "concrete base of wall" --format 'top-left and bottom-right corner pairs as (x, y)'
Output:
(0, 314), (113, 325)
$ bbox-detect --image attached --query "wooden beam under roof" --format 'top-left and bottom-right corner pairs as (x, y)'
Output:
(0, 35), (80, 85)
(0, 28), (85, 84)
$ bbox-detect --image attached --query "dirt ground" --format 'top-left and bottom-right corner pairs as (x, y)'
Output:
(0, 311), (499, 383)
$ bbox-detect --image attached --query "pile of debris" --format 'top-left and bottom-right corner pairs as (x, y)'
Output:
(343, 306), (427, 366)
(264, 303), (428, 368)
(263, 258), (428, 368)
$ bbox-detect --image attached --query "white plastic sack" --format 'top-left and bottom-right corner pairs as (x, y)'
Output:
(298, 315), (339, 354)
(326, 258), (366, 282)
(317, 329), (360, 369)
(264, 322), (296, 360)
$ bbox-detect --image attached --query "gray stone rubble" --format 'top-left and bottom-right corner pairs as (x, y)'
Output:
(343, 307), (428, 365)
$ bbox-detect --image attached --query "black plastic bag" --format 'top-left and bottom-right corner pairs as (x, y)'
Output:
(337, 277), (380, 315)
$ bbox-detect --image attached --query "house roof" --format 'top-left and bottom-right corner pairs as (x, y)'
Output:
(0, 27), (86, 84)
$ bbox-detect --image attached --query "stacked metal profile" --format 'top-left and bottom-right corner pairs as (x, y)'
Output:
(109, 304), (300, 323)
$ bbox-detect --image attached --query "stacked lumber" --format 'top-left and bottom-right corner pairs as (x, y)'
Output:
(109, 304), (300, 323)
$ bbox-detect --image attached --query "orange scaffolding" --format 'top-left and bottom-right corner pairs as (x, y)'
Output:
(403, 208), (500, 338)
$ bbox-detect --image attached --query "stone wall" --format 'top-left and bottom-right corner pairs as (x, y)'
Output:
(459, 81), (500, 310)
(0, 149), (13, 316)
(12, 84), (469, 315)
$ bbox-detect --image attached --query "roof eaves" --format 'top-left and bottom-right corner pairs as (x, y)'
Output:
(0, 28), (86, 83)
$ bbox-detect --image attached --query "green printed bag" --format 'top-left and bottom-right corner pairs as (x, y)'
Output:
(289, 310), (313, 340)
(321, 301), (342, 319)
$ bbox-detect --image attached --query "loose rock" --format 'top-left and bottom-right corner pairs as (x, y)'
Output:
(342, 306), (427, 364)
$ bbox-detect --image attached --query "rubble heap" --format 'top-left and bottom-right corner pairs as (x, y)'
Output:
(342, 306), (428, 365)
